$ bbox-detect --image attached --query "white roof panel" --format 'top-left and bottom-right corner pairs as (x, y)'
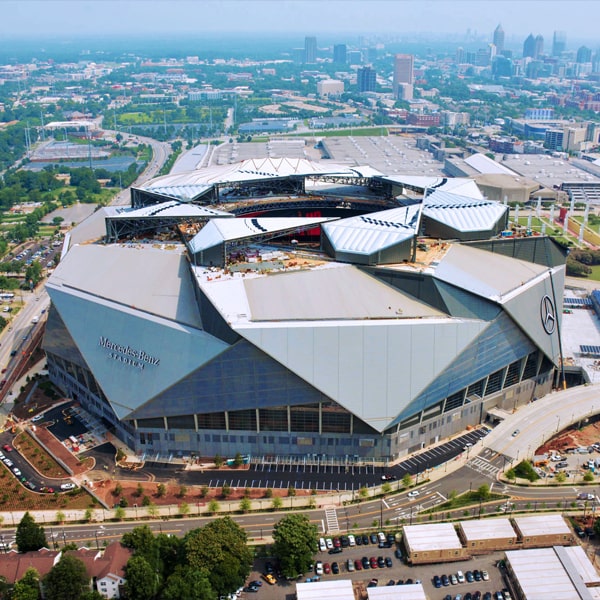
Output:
(434, 244), (548, 303)
(423, 190), (507, 232)
(296, 579), (354, 600)
(379, 175), (484, 199)
(368, 585), (426, 600)
(111, 201), (232, 219)
(189, 217), (334, 253)
(322, 205), (421, 255)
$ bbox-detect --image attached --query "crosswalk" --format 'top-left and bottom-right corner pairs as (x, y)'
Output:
(466, 456), (501, 478)
(325, 507), (339, 533)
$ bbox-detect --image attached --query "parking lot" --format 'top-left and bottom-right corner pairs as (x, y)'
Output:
(243, 545), (510, 600)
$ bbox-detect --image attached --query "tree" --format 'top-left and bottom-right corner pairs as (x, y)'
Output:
(179, 502), (190, 516)
(239, 497), (251, 513)
(122, 525), (156, 563)
(232, 452), (244, 468)
(43, 554), (89, 600)
(184, 517), (252, 597)
(124, 555), (157, 600)
(556, 471), (567, 483)
(156, 483), (166, 497)
(505, 468), (516, 482)
(16, 512), (47, 552)
(12, 568), (39, 600)
(208, 499), (220, 515)
(584, 471), (595, 482)
(162, 566), (216, 600)
(273, 514), (318, 578)
(381, 482), (392, 494)
(401, 473), (412, 488)
(221, 483), (231, 498)
(477, 484), (491, 501)
(271, 496), (283, 510)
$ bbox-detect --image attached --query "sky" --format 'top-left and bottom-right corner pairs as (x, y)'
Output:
(1, 0), (599, 43)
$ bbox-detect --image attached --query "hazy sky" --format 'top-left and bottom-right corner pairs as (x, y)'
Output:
(2, 0), (599, 42)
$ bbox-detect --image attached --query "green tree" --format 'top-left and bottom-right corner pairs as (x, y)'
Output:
(114, 506), (126, 521)
(358, 486), (369, 499)
(239, 497), (251, 513)
(271, 496), (283, 510)
(122, 525), (156, 562)
(584, 471), (594, 482)
(179, 502), (190, 516)
(207, 499), (220, 515)
(12, 568), (39, 600)
(16, 511), (47, 552)
(184, 517), (252, 597)
(477, 484), (490, 501)
(178, 485), (188, 498)
(273, 514), (318, 578)
(401, 473), (412, 488)
(556, 471), (567, 483)
(221, 483), (231, 498)
(124, 555), (157, 600)
(43, 554), (89, 600)
(156, 483), (166, 497)
(505, 468), (516, 482)
(381, 482), (392, 494)
(162, 566), (216, 600)
(232, 452), (244, 468)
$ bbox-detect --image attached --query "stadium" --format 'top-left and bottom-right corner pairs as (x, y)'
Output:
(43, 157), (566, 462)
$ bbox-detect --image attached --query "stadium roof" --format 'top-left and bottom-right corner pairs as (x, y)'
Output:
(433, 244), (548, 302)
(423, 190), (508, 232)
(139, 157), (380, 202)
(379, 174), (484, 199)
(110, 201), (232, 220)
(322, 205), (421, 256)
(189, 216), (335, 253)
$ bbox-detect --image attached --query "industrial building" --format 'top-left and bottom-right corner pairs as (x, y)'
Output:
(43, 157), (566, 462)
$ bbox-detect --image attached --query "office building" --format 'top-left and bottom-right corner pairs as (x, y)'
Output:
(43, 160), (564, 462)
(577, 46), (592, 64)
(304, 36), (317, 64)
(316, 79), (344, 98)
(552, 31), (566, 56)
(493, 24), (505, 54)
(346, 50), (362, 65)
(393, 54), (414, 98)
(357, 66), (376, 93)
(333, 44), (347, 64)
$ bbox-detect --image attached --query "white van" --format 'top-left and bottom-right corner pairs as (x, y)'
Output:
(457, 570), (465, 584)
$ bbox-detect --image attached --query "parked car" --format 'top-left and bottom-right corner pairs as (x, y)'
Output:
(319, 537), (326, 552)
(323, 563), (331, 574)
(377, 556), (385, 568)
(262, 574), (277, 585)
(60, 483), (76, 491)
(385, 557), (393, 568)
(481, 570), (490, 581)
(367, 579), (378, 588)
(331, 562), (339, 575)
(433, 575), (442, 588)
(315, 562), (323, 576)
(325, 538), (333, 549)
(354, 559), (362, 571)
(370, 557), (378, 569)
(361, 556), (370, 570)
(347, 559), (355, 572)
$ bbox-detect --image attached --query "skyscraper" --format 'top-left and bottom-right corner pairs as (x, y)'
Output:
(333, 44), (347, 64)
(357, 66), (376, 93)
(493, 24), (505, 54)
(523, 34), (536, 58)
(304, 36), (317, 64)
(535, 35), (544, 59)
(577, 45), (592, 64)
(393, 54), (413, 97)
(552, 31), (566, 56)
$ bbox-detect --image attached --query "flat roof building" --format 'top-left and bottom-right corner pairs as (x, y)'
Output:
(458, 518), (517, 553)
(512, 514), (575, 548)
(403, 523), (466, 564)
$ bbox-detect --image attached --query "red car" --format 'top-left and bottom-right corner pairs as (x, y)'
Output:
(323, 563), (331, 574)
(354, 559), (362, 571)
(333, 537), (341, 548)
(370, 557), (378, 569)
(2, 445), (12, 452)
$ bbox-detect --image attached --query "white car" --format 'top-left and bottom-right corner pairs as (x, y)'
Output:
(325, 538), (333, 550)
(315, 561), (323, 576)
(60, 483), (76, 491)
(31, 414), (44, 423)
(319, 537), (326, 552)
(482, 570), (490, 581)
(347, 534), (356, 546)
(407, 490), (420, 499)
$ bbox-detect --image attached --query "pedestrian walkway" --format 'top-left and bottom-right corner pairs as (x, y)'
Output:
(465, 456), (501, 478)
(325, 507), (339, 533)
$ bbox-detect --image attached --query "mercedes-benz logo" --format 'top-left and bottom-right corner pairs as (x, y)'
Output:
(540, 295), (556, 335)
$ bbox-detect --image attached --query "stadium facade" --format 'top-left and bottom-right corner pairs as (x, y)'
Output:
(43, 158), (566, 462)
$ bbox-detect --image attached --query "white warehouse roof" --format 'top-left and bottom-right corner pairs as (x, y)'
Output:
(459, 517), (516, 541)
(296, 579), (354, 600)
(513, 514), (571, 537)
(368, 584), (426, 600)
(403, 523), (462, 552)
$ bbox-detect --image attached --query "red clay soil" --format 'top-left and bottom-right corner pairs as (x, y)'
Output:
(538, 421), (600, 455)
(93, 477), (314, 509)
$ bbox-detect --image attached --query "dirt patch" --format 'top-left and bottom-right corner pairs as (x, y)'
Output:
(538, 420), (600, 455)
(93, 477), (315, 510)
(11, 376), (62, 421)
(13, 431), (70, 479)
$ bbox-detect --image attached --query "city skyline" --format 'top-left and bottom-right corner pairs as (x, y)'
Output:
(1, 0), (599, 44)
